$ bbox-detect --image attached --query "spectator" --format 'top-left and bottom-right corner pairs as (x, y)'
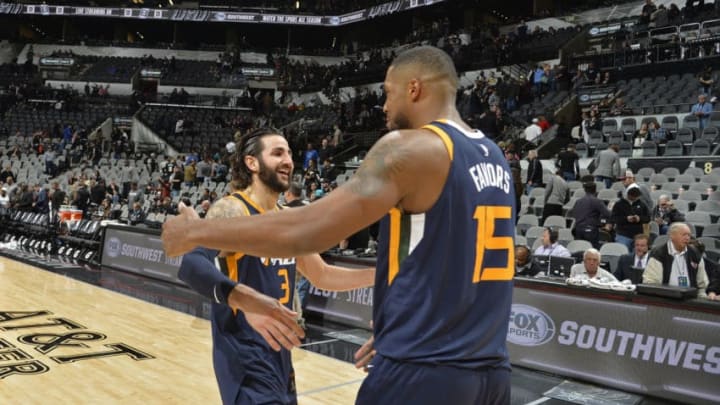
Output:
(515, 245), (541, 277)
(0, 164), (15, 184)
(320, 159), (338, 182)
(0, 187), (8, 208)
(128, 202), (145, 225)
(611, 187), (651, 250)
(524, 118), (543, 143)
(633, 123), (649, 147)
(120, 160), (138, 199)
(570, 249), (618, 281)
(197, 200), (211, 219)
(534, 227), (572, 258)
(283, 182), (306, 208)
(556, 144), (579, 181)
(622, 170), (654, 213)
(652, 195), (685, 235)
(303, 142), (320, 170)
(692, 239), (719, 300)
(184, 161), (197, 187)
(614, 234), (650, 282)
(317, 138), (334, 167)
(698, 66), (714, 97)
(640, 0), (657, 25)
(505, 148), (523, 220)
(542, 169), (569, 224)
(572, 182), (611, 248)
(525, 149), (543, 195)
(127, 182), (144, 207)
(72, 181), (91, 217)
(609, 98), (628, 116)
(50, 182), (66, 210)
(691, 94), (713, 130)
(593, 144), (621, 188)
(644, 223), (709, 297)
(648, 121), (667, 143)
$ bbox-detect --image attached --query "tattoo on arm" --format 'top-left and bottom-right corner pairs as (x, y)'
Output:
(206, 197), (247, 220)
(346, 135), (409, 198)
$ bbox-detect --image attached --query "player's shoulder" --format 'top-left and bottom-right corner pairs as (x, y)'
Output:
(378, 128), (449, 156)
(206, 194), (250, 219)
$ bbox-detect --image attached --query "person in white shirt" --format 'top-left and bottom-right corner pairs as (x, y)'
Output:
(644, 223), (709, 298)
(524, 118), (543, 143)
(570, 248), (618, 281)
(533, 227), (572, 258)
(0, 187), (9, 208)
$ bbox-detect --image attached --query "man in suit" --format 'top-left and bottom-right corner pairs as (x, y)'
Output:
(592, 144), (621, 189)
(614, 234), (650, 282)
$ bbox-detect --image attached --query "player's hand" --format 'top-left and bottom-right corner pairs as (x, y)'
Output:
(162, 202), (199, 257)
(229, 284), (305, 351)
(354, 335), (375, 372)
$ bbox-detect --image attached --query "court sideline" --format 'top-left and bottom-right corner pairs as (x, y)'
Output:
(0, 257), (364, 404)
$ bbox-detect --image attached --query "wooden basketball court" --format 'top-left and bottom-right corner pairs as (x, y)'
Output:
(0, 257), (364, 404)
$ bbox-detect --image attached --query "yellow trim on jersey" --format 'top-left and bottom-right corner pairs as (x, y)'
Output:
(225, 252), (245, 282)
(233, 191), (263, 213)
(232, 191), (281, 214)
(388, 208), (402, 285)
(422, 124), (454, 161)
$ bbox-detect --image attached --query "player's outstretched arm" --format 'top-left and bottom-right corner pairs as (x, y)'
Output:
(162, 130), (432, 258)
(296, 254), (374, 291)
(163, 130), (450, 258)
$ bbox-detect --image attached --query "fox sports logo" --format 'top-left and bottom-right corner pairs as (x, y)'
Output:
(507, 304), (555, 346)
(105, 237), (121, 258)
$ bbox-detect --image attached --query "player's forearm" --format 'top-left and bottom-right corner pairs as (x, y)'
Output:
(188, 204), (355, 258)
(309, 265), (375, 291)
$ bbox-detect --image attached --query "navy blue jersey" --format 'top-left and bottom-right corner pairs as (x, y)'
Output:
(212, 191), (298, 404)
(373, 119), (515, 369)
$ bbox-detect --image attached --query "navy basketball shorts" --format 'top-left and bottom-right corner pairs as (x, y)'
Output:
(355, 354), (510, 405)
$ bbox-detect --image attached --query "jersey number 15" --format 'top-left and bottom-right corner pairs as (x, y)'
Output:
(472, 206), (514, 283)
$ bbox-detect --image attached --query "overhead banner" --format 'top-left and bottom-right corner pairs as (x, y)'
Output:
(510, 287), (720, 405)
(101, 225), (184, 285)
(0, 0), (445, 26)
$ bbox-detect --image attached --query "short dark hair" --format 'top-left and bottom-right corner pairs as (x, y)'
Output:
(288, 182), (303, 198)
(627, 187), (641, 198)
(390, 46), (459, 91)
(231, 127), (280, 190)
(583, 182), (597, 194)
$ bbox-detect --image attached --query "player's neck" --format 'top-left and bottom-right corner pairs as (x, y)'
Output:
(243, 183), (279, 212)
(416, 104), (464, 129)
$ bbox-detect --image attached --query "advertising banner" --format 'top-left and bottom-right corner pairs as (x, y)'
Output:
(304, 257), (373, 329)
(0, 0), (445, 26)
(101, 226), (183, 285)
(510, 287), (720, 404)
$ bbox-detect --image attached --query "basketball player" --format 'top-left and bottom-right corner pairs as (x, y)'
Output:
(163, 46), (516, 404)
(177, 127), (374, 404)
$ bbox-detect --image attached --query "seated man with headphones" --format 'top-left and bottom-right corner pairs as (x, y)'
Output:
(533, 227), (572, 258)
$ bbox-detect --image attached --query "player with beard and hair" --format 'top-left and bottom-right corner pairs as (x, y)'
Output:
(176, 127), (374, 405)
(165, 47), (515, 404)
